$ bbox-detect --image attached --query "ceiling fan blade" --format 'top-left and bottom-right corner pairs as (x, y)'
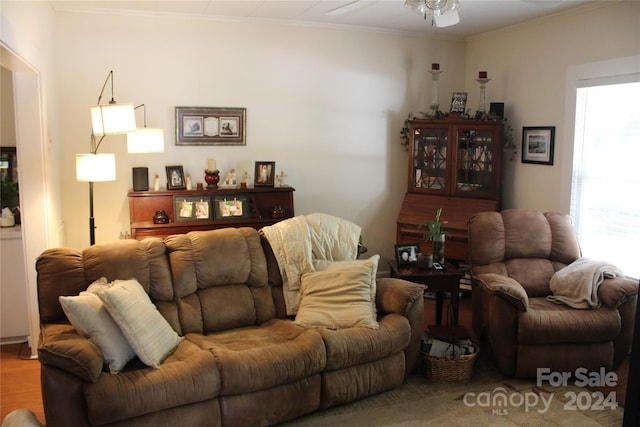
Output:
(434, 10), (460, 27)
(520, 0), (565, 8)
(327, 0), (368, 16)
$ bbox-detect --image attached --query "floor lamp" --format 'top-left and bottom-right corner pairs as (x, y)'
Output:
(127, 104), (165, 154)
(76, 70), (136, 245)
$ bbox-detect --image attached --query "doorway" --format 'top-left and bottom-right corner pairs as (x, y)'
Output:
(1, 42), (50, 358)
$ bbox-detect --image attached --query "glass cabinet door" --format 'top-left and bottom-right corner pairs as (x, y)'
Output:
(454, 127), (498, 197)
(411, 126), (449, 192)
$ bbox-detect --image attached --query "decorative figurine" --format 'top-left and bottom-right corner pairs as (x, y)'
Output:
(240, 171), (249, 189)
(223, 169), (236, 186)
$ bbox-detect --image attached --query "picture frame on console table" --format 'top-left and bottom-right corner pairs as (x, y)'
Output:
(254, 161), (275, 187)
(166, 165), (186, 190)
(394, 243), (420, 266)
(174, 195), (212, 221)
(213, 195), (250, 219)
(175, 106), (246, 146)
(521, 126), (555, 165)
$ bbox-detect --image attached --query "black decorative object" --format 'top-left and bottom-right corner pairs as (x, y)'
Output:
(153, 210), (169, 224)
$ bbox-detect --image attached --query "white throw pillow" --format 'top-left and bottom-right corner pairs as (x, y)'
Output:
(97, 279), (182, 368)
(59, 280), (136, 373)
(294, 258), (379, 330)
(313, 254), (380, 319)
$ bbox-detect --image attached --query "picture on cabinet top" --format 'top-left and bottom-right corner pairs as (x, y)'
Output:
(450, 92), (467, 113)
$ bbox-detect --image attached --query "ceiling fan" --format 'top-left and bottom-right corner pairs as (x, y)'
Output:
(404, 0), (461, 27)
(327, 0), (461, 28)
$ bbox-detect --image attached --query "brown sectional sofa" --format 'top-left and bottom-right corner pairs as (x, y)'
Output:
(36, 227), (424, 427)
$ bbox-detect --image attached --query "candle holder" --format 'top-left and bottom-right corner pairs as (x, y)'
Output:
(428, 69), (443, 113)
(204, 169), (220, 189)
(476, 77), (491, 114)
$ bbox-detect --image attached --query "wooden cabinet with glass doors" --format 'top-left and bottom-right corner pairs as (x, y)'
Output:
(397, 114), (503, 261)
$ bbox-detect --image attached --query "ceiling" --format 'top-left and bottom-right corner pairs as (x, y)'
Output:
(50, 0), (593, 37)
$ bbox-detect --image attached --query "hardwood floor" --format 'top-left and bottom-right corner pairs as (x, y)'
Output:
(0, 342), (44, 425)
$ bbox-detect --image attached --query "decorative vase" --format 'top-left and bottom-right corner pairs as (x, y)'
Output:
(271, 205), (284, 219)
(0, 213), (15, 228)
(153, 210), (169, 224)
(417, 252), (433, 269)
(204, 170), (220, 189)
(433, 234), (445, 264)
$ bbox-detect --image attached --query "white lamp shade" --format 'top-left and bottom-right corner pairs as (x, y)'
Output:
(76, 153), (116, 182)
(90, 104), (136, 135)
(127, 128), (165, 153)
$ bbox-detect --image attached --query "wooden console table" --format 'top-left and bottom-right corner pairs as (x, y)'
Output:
(128, 186), (294, 240)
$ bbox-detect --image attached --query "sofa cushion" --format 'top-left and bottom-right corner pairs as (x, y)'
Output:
(294, 258), (379, 330)
(518, 297), (621, 344)
(98, 279), (183, 368)
(320, 352), (406, 409)
(165, 228), (276, 335)
(84, 340), (220, 425)
(317, 313), (411, 371)
(187, 319), (326, 395)
(59, 286), (136, 373)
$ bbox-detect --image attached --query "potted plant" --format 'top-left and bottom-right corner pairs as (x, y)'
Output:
(418, 207), (449, 265)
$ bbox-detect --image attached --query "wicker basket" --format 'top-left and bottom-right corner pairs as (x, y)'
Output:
(420, 346), (478, 382)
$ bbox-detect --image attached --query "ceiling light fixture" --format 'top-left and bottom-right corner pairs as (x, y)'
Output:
(404, 0), (460, 28)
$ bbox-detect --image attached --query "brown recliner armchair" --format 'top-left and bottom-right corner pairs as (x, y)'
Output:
(468, 209), (638, 377)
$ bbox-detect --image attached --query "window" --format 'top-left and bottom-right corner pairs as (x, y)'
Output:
(570, 81), (640, 279)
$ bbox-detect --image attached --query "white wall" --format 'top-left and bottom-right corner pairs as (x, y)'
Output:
(1, 0), (59, 354)
(465, 1), (640, 213)
(55, 9), (466, 262)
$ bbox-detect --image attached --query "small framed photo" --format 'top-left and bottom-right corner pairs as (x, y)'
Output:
(174, 196), (212, 221)
(213, 195), (250, 219)
(450, 92), (468, 113)
(254, 161), (275, 187)
(395, 243), (420, 266)
(522, 126), (555, 165)
(166, 165), (186, 190)
(175, 107), (246, 146)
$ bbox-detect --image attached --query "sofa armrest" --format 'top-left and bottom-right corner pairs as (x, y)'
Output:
(474, 273), (529, 311)
(598, 276), (639, 308)
(38, 324), (104, 383)
(376, 278), (425, 316)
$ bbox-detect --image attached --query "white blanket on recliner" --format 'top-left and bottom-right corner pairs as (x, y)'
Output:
(261, 213), (362, 315)
(547, 257), (624, 309)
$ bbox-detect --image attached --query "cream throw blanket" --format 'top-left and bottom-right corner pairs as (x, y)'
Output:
(547, 257), (624, 309)
(261, 213), (362, 315)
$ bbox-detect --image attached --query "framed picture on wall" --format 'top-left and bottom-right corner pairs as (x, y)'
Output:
(521, 126), (555, 165)
(175, 107), (246, 146)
